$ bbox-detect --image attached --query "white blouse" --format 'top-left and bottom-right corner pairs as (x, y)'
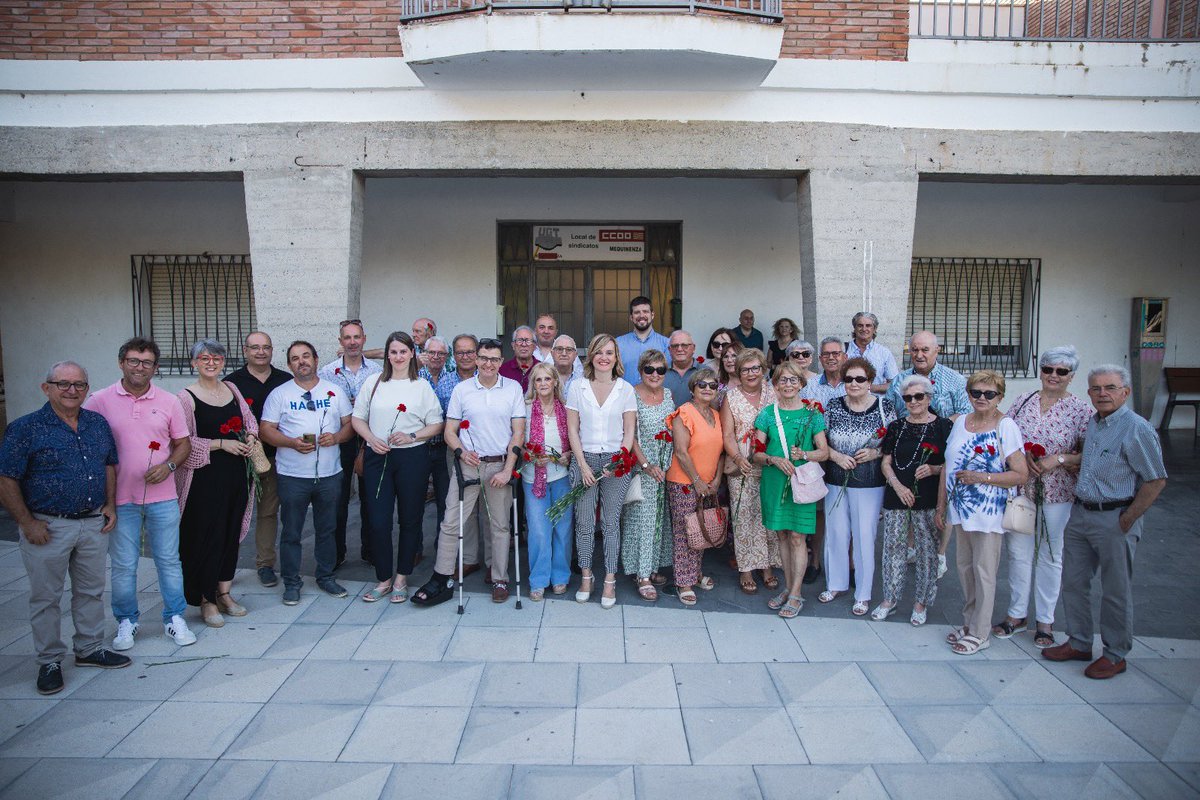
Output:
(520, 404), (570, 485)
(352, 375), (443, 448)
(565, 378), (637, 453)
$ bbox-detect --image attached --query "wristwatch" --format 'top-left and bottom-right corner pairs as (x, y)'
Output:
(454, 446), (463, 457)
(1057, 455), (1065, 465)
(641, 462), (649, 469)
(166, 461), (176, 472)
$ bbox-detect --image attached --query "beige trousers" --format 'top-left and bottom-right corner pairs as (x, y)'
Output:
(433, 460), (514, 582)
(955, 525), (1004, 642)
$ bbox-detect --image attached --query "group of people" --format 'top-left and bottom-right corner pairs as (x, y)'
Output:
(0, 300), (1167, 696)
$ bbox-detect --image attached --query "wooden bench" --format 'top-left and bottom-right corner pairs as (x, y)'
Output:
(1160, 367), (1200, 436)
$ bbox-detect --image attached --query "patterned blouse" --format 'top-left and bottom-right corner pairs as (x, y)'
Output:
(823, 396), (897, 489)
(1006, 391), (1091, 504)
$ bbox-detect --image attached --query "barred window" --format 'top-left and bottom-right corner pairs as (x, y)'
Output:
(131, 254), (257, 375)
(905, 257), (1041, 378)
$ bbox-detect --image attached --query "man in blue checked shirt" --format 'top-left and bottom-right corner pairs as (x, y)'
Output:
(887, 331), (971, 420)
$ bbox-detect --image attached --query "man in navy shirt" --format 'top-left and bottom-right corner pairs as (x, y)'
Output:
(0, 361), (131, 695)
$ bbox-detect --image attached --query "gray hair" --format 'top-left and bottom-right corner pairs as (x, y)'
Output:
(1088, 364), (1131, 388)
(1040, 345), (1080, 373)
(46, 360), (88, 382)
(190, 338), (227, 360)
(910, 331), (939, 347)
(819, 336), (844, 352)
(898, 373), (935, 397)
(511, 325), (534, 343)
(552, 334), (577, 349)
(452, 333), (478, 351)
(786, 339), (815, 355)
(424, 336), (448, 352)
(852, 312), (880, 329)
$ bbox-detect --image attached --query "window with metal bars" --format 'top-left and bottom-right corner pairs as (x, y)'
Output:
(131, 254), (258, 375)
(905, 257), (1041, 378)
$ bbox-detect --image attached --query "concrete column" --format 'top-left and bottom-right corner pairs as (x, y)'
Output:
(798, 167), (920, 359)
(243, 168), (364, 364)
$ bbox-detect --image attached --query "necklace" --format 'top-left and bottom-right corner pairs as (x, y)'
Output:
(893, 419), (931, 471)
(739, 384), (766, 411)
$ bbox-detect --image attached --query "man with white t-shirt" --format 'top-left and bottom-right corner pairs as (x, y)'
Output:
(260, 341), (355, 605)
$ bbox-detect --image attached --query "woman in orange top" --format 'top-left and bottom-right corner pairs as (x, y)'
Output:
(666, 368), (726, 606)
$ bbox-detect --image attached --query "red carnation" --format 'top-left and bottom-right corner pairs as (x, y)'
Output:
(611, 454), (622, 463)
(663, 432), (673, 443)
(334, 367), (342, 375)
(682, 485), (691, 494)
(974, 446), (984, 454)
(801, 399), (811, 407)
(148, 441), (162, 451)
(696, 357), (705, 364)
(459, 420), (470, 430)
(397, 404), (406, 413)
(219, 424), (230, 435)
(328, 391), (336, 398)
(875, 427), (888, 439)
(245, 397), (254, 407)
(987, 444), (996, 456)
(512, 470), (520, 480)
(225, 416), (243, 433)
(921, 443), (939, 454)
(814, 402), (825, 413)
(752, 439), (767, 454)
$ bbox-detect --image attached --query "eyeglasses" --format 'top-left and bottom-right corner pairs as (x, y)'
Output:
(694, 381), (719, 390)
(513, 338), (534, 345)
(454, 350), (477, 358)
(968, 389), (1001, 400)
(1087, 384), (1124, 394)
(819, 351), (843, 359)
(739, 365), (763, 374)
(48, 380), (89, 392)
(477, 356), (502, 364)
(669, 343), (694, 349)
(901, 393), (928, 403)
(552, 346), (576, 354)
(789, 351), (812, 360)
(245, 344), (272, 352)
(642, 365), (668, 376)
(844, 375), (870, 384)
(426, 350), (448, 359)
(1041, 366), (1072, 377)
(123, 357), (157, 369)
(776, 376), (801, 386)
(195, 354), (225, 364)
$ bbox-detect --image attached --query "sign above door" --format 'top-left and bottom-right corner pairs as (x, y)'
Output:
(533, 225), (645, 262)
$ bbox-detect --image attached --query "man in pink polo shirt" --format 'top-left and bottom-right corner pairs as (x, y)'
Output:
(85, 337), (196, 651)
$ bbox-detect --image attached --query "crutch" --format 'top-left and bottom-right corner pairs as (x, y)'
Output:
(510, 445), (525, 610)
(454, 451), (480, 616)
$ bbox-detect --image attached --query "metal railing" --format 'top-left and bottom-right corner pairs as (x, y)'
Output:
(400, 0), (783, 23)
(910, 0), (1198, 40)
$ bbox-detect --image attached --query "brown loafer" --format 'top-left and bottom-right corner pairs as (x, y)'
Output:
(1042, 642), (1092, 662)
(1084, 656), (1127, 680)
(491, 581), (509, 603)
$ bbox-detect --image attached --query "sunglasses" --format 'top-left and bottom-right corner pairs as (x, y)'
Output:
(1041, 366), (1072, 377)
(694, 381), (719, 390)
(789, 351), (812, 360)
(969, 389), (1001, 400)
(478, 338), (502, 350)
(642, 365), (668, 375)
(339, 319), (363, 329)
(844, 375), (870, 384)
(711, 342), (731, 351)
(901, 393), (928, 403)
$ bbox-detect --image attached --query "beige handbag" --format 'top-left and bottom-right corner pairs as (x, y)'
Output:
(623, 472), (645, 505)
(248, 440), (272, 474)
(1003, 492), (1037, 535)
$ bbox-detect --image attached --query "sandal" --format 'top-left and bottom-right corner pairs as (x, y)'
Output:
(952, 634), (991, 655)
(636, 580), (658, 602)
(650, 573), (668, 587)
(992, 617), (1027, 639)
(851, 601), (870, 617)
(697, 576), (715, 591)
(529, 589), (544, 602)
(1034, 629), (1055, 648)
(201, 601), (225, 628)
(601, 579), (617, 610)
(551, 583), (568, 595)
(911, 608), (928, 626)
(410, 577), (454, 607)
(767, 590), (789, 610)
(946, 626), (968, 644)
(678, 588), (698, 607)
(216, 592), (247, 617)
(362, 584), (392, 603)
(739, 575), (758, 595)
(763, 571), (780, 590)
(778, 595), (804, 619)
(576, 575), (594, 603)
(389, 585), (409, 604)
(870, 603), (897, 621)
(818, 590), (842, 604)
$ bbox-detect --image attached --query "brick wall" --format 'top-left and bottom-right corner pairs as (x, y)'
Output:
(0, 1), (908, 61)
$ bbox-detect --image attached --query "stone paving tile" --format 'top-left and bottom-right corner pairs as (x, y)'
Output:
(373, 661), (484, 707)
(634, 765), (762, 799)
(380, 763), (511, 800)
(994, 704), (1156, 762)
(1041, 657), (1186, 704)
(169, 657), (300, 703)
(444, 626), (539, 662)
(681, 707), (807, 765)
(223, 703), (365, 761)
(1166, 763), (1200, 793)
(456, 707), (575, 765)
(621, 604), (707, 628)
(108, 700), (262, 759)
(577, 663), (679, 709)
(187, 759), (274, 800)
(0, 698), (159, 757)
(673, 663), (782, 708)
(704, 612), (807, 663)
(0, 650), (103, 699)
(354, 622), (455, 661)
(457, 595), (545, 627)
(331, 596), (390, 627)
(0, 698), (62, 747)
(788, 617), (897, 662)
(766, 662), (885, 708)
(369, 595), (467, 627)
(624, 627), (716, 663)
(1096, 703), (1200, 762)
(269, 659), (389, 704)
(0, 758), (37, 794)
(509, 764), (635, 800)
(788, 706), (923, 764)
(296, 593), (358, 625)
(259, 622), (329, 660)
(951, 660), (1087, 705)
(873, 763), (1017, 799)
(305, 624), (372, 660)
(534, 625), (626, 663)
(1108, 762), (1200, 800)
(252, 761), (394, 799)
(574, 708), (690, 765)
(179, 621), (290, 659)
(540, 597), (624, 628)
(122, 758), (215, 799)
(339, 706), (469, 763)
(475, 662), (578, 708)
(991, 762), (1141, 799)
(891, 705), (1039, 763)
(860, 662), (985, 706)
(868, 618), (964, 661)
(755, 765), (889, 800)
(0, 757), (157, 800)
(1131, 659), (1200, 705)
(1138, 636), (1200, 659)
(229, 589), (318, 624)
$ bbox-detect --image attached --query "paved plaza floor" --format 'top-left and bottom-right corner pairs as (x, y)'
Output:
(0, 432), (1196, 798)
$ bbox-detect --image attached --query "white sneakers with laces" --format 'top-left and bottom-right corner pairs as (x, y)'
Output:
(165, 615), (197, 646)
(112, 619), (138, 651)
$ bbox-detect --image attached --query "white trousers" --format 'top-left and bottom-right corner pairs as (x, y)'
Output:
(823, 484), (885, 602)
(1004, 500), (1071, 625)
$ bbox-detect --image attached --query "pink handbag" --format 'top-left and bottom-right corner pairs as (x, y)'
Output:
(774, 404), (829, 504)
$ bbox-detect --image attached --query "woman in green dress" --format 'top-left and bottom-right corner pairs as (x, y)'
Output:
(752, 360), (829, 618)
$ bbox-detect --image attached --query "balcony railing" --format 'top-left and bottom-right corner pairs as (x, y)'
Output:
(910, 0), (1199, 39)
(400, 0), (783, 23)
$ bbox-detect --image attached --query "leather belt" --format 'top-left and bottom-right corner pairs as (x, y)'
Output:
(1075, 497), (1133, 512)
(36, 508), (102, 520)
(479, 455), (506, 463)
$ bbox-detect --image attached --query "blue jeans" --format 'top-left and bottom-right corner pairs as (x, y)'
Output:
(277, 473), (341, 590)
(523, 477), (573, 591)
(112, 500), (186, 625)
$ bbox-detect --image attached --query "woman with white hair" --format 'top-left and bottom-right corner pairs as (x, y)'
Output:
(992, 345), (1091, 647)
(784, 339), (816, 375)
(876, 374), (953, 625)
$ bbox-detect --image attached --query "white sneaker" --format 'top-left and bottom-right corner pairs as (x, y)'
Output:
(113, 619), (138, 651)
(937, 554), (948, 579)
(165, 615), (197, 646)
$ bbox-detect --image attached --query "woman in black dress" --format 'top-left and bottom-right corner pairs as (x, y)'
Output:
(175, 339), (258, 628)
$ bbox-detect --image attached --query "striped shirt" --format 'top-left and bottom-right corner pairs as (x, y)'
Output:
(1074, 405), (1166, 503)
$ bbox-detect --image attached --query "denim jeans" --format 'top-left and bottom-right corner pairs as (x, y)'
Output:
(112, 500), (186, 625)
(523, 477), (573, 591)
(277, 473), (341, 590)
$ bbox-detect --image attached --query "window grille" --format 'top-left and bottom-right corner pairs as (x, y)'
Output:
(131, 254), (257, 375)
(905, 257), (1041, 378)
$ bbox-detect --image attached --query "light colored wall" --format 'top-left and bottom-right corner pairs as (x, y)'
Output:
(0, 180), (250, 419)
(360, 177), (804, 352)
(913, 181), (1200, 420)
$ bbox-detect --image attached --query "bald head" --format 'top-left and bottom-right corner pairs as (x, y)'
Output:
(668, 330), (696, 369)
(909, 330), (940, 375)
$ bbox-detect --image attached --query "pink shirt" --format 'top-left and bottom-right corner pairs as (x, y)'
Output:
(85, 382), (190, 506)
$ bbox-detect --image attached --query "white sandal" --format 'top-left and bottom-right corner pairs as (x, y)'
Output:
(952, 634), (991, 655)
(852, 600), (870, 616)
(600, 579), (618, 610)
(911, 608), (928, 626)
(869, 603), (896, 621)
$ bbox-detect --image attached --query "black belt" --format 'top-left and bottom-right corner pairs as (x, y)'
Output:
(36, 508), (102, 520)
(1075, 497), (1133, 512)
(479, 455), (506, 463)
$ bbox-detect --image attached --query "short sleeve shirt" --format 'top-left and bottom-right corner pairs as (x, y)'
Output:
(262, 379), (353, 478)
(445, 375), (526, 457)
(846, 340), (899, 389)
(944, 415), (1024, 533)
(84, 382), (191, 505)
(1074, 405), (1167, 504)
(317, 357), (382, 407)
(616, 330), (671, 386)
(1007, 390), (1092, 503)
(0, 404), (118, 515)
(566, 378), (637, 453)
(823, 396), (898, 489)
(353, 374), (445, 450)
(888, 363), (971, 419)
(665, 402), (724, 484)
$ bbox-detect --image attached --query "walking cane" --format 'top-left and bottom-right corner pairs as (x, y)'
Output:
(454, 451), (480, 616)
(511, 445), (524, 610)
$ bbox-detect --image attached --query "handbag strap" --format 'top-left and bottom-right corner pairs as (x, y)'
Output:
(773, 403), (792, 465)
(693, 494), (725, 547)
